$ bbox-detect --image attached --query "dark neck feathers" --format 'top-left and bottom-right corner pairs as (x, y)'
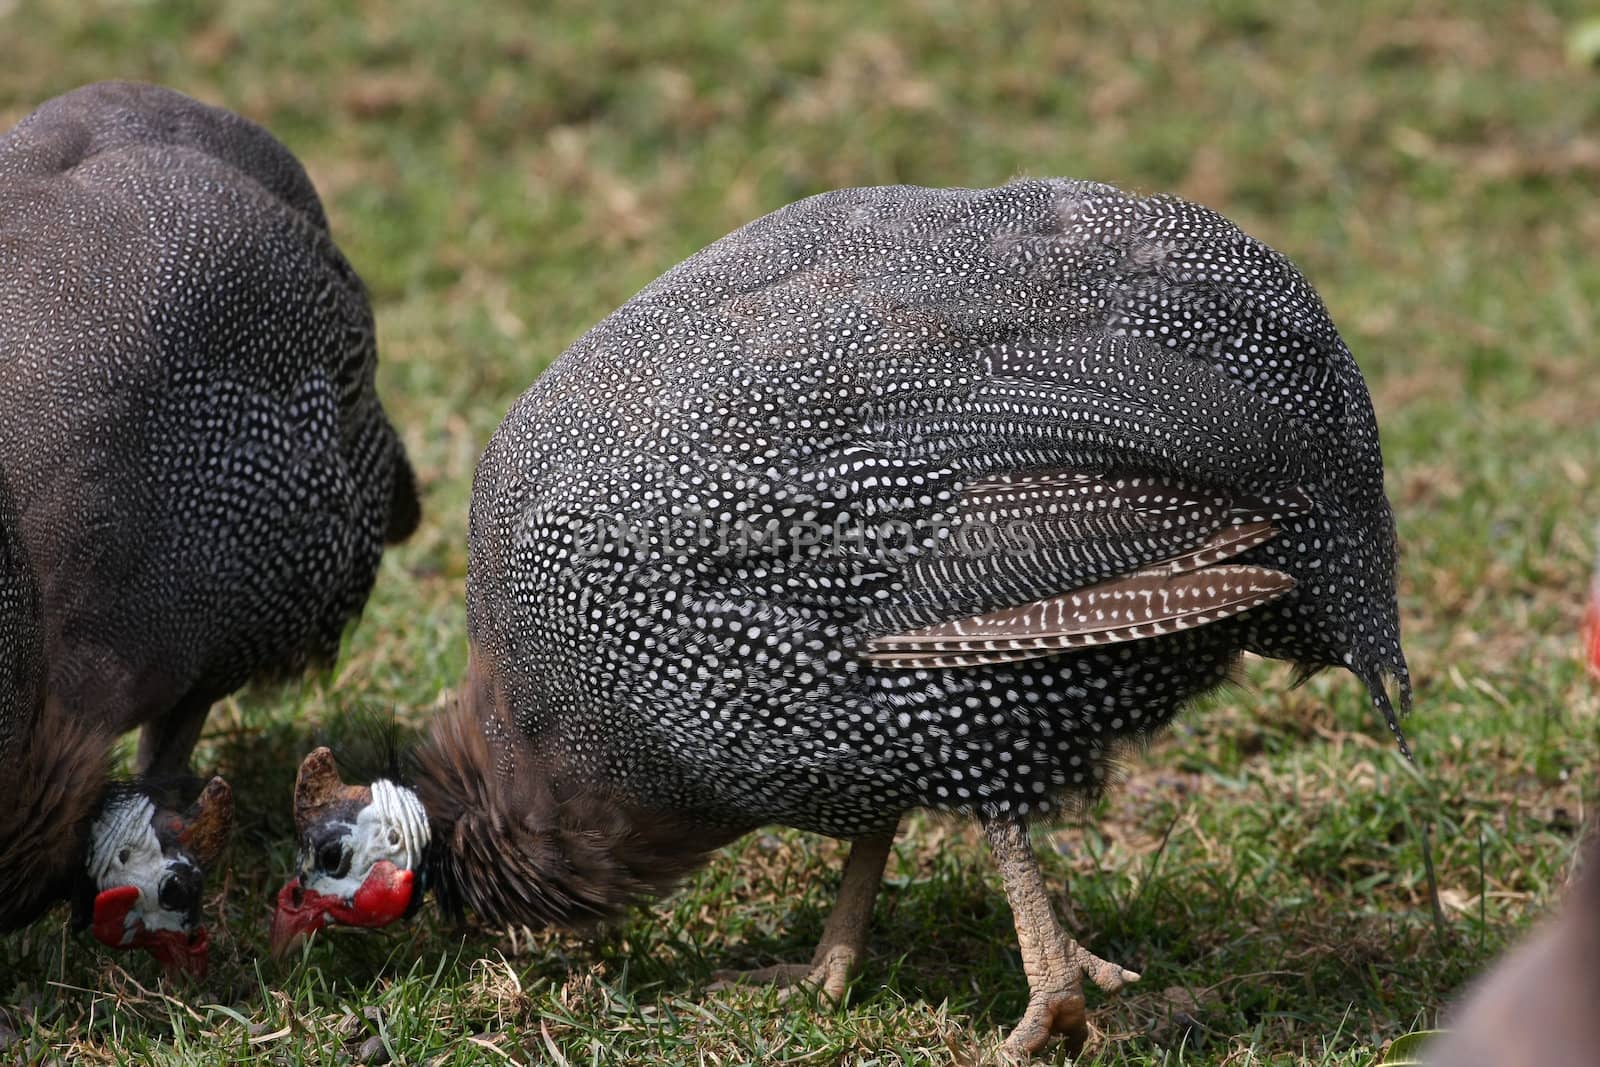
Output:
(412, 650), (737, 931)
(0, 698), (112, 930)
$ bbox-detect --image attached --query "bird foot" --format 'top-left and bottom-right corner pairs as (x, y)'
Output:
(709, 942), (857, 1003)
(1001, 941), (1140, 1058)
(709, 834), (891, 1007)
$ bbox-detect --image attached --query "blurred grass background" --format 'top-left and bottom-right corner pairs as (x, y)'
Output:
(2, 0), (1598, 1063)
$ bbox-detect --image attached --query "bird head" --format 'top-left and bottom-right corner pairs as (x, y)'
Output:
(83, 775), (232, 978)
(270, 747), (430, 955)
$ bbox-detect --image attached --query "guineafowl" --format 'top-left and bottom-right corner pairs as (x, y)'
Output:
(0, 82), (418, 973)
(272, 179), (1407, 1055)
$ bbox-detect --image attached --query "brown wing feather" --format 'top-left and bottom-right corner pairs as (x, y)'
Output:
(866, 519), (1295, 668)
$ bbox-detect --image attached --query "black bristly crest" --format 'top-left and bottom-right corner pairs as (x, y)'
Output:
(313, 703), (426, 788)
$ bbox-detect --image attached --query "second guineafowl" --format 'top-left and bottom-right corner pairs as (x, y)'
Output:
(0, 82), (418, 972)
(273, 179), (1407, 1055)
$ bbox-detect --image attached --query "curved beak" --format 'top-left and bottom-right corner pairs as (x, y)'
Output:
(138, 926), (210, 978)
(270, 877), (330, 957)
(90, 884), (210, 978)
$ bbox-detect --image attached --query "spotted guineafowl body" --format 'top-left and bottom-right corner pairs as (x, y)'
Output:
(0, 471), (38, 765)
(278, 179), (1406, 1056)
(0, 82), (415, 953)
(0, 82), (417, 769)
(464, 179), (1408, 841)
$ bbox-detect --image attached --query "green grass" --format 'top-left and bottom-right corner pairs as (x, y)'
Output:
(3, 0), (1599, 1062)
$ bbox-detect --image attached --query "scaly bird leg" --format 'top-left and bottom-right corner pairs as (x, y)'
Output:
(712, 830), (894, 1002)
(982, 814), (1140, 1058)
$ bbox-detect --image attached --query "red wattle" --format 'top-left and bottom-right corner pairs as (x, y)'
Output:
(90, 885), (209, 977)
(271, 862), (416, 956)
(90, 885), (141, 948)
(341, 861), (415, 928)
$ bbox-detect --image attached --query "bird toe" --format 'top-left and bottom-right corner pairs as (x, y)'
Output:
(1002, 987), (1090, 1058)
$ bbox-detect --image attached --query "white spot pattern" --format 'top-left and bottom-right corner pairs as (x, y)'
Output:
(467, 179), (1410, 837)
(0, 82), (415, 733)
